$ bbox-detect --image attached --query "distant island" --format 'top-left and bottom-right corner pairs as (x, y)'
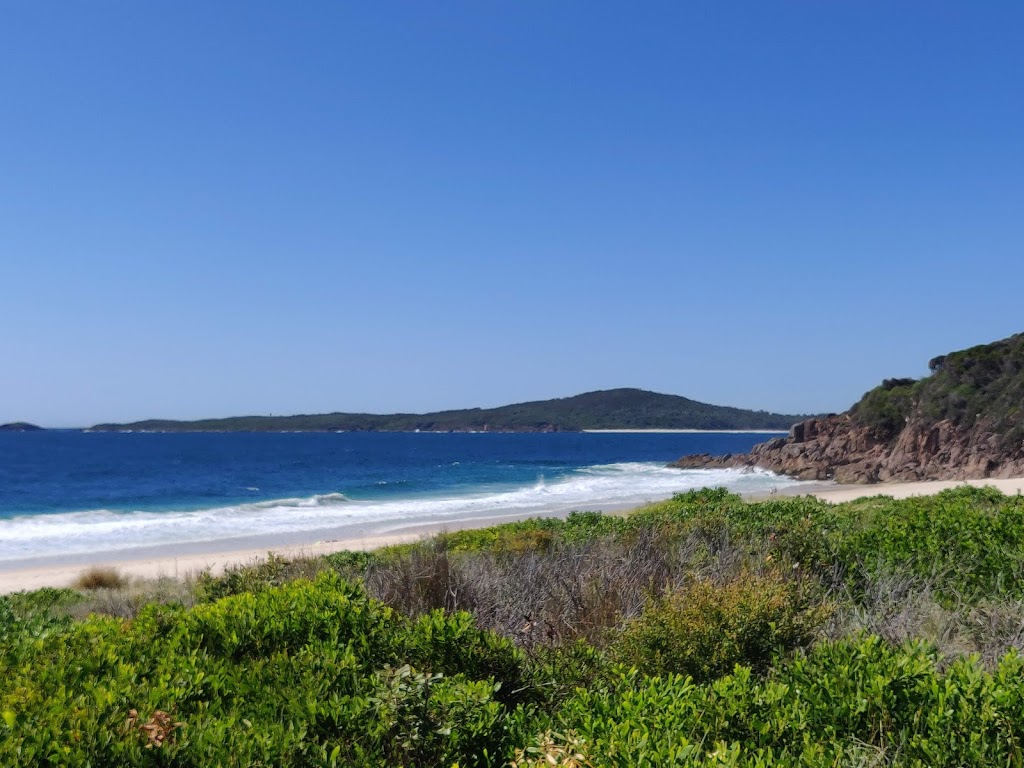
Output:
(0, 422), (44, 432)
(674, 332), (1024, 482)
(88, 388), (808, 433)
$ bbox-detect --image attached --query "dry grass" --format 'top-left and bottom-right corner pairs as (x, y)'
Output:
(824, 568), (1024, 666)
(69, 576), (197, 620)
(363, 528), (770, 648)
(61, 523), (1024, 670)
(73, 566), (131, 591)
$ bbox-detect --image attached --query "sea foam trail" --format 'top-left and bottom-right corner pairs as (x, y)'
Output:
(0, 464), (803, 564)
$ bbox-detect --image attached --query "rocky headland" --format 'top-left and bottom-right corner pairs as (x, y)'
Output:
(672, 333), (1024, 484)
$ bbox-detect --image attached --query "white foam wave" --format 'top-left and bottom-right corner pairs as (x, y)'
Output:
(0, 464), (803, 563)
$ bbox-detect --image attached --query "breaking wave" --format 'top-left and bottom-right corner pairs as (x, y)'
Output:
(0, 463), (803, 563)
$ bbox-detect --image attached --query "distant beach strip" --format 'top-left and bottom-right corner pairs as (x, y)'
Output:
(583, 429), (788, 434)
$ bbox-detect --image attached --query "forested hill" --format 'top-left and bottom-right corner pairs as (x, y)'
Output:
(88, 388), (805, 433)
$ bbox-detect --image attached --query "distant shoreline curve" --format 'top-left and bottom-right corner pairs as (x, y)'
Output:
(582, 429), (788, 434)
(78, 428), (791, 435)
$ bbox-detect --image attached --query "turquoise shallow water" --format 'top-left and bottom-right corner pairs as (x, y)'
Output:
(0, 431), (797, 563)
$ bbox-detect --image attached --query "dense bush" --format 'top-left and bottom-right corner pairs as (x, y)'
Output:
(852, 377), (917, 440)
(917, 333), (1024, 435)
(613, 571), (826, 682)
(836, 486), (1024, 601)
(849, 332), (1024, 446)
(10, 485), (1024, 764)
(551, 637), (1024, 766)
(0, 574), (526, 766)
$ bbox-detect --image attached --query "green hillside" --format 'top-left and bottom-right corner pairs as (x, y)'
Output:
(89, 388), (805, 432)
(853, 332), (1024, 445)
(0, 422), (44, 432)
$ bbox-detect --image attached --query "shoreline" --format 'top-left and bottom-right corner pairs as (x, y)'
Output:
(581, 429), (787, 434)
(802, 476), (1024, 504)
(3, 476), (1024, 594)
(74, 428), (790, 434)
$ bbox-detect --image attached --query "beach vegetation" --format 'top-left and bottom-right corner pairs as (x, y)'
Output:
(7, 486), (1024, 764)
(612, 570), (827, 682)
(72, 565), (131, 591)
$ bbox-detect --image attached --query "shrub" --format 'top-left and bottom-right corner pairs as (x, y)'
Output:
(73, 566), (131, 590)
(0, 573), (527, 766)
(613, 570), (826, 682)
(836, 486), (1024, 602)
(852, 378), (917, 440)
(551, 637), (1024, 767)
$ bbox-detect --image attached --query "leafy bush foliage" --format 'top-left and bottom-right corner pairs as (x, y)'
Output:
(852, 377), (917, 439)
(9, 485), (1024, 764)
(613, 571), (826, 682)
(554, 636), (1024, 766)
(0, 573), (524, 766)
(836, 486), (1024, 601)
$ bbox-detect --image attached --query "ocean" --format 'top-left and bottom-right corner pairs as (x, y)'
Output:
(0, 431), (802, 567)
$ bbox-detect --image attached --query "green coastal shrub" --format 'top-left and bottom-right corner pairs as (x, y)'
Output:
(551, 636), (1024, 767)
(10, 486), (1024, 765)
(836, 486), (1024, 601)
(612, 571), (826, 682)
(852, 377), (917, 440)
(0, 587), (81, 667)
(0, 573), (525, 767)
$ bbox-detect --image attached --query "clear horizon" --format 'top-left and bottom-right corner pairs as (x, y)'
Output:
(3, 2), (1023, 427)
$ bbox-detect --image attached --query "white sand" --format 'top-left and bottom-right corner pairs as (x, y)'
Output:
(809, 476), (1024, 504)
(0, 534), (416, 595)
(4, 477), (1023, 594)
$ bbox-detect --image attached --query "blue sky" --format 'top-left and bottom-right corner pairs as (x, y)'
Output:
(2, 2), (1022, 427)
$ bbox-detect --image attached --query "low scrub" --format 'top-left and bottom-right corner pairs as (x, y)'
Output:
(836, 485), (1024, 602)
(551, 636), (1024, 767)
(73, 566), (131, 591)
(612, 570), (827, 682)
(8, 485), (1024, 764)
(0, 573), (526, 766)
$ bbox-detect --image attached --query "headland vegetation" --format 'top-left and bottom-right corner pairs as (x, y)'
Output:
(675, 332), (1024, 483)
(86, 388), (808, 433)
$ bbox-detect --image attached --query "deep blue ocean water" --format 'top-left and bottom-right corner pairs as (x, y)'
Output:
(0, 431), (798, 564)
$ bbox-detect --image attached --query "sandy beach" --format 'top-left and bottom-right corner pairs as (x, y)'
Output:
(3, 477), (1023, 594)
(0, 506), (641, 594)
(807, 477), (1024, 504)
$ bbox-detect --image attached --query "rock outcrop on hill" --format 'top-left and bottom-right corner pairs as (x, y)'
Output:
(672, 333), (1024, 484)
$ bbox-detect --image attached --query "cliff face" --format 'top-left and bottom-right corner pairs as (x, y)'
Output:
(672, 333), (1024, 484)
(672, 414), (1024, 483)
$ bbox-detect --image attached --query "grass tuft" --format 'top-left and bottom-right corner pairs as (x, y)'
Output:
(73, 566), (131, 591)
